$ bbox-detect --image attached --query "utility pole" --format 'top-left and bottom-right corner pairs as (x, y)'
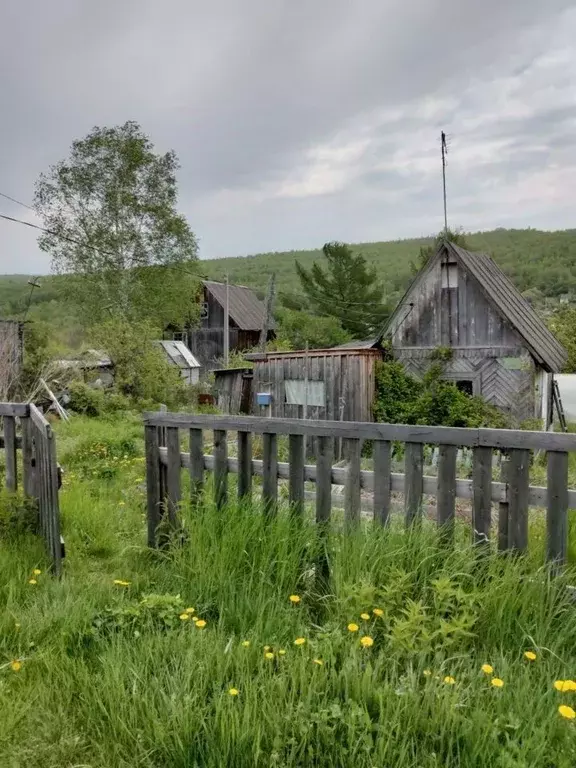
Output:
(441, 130), (449, 236)
(259, 273), (276, 352)
(223, 274), (230, 367)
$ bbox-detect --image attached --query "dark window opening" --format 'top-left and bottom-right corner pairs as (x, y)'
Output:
(456, 380), (473, 396)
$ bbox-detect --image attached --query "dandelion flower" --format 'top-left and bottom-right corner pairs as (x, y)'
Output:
(360, 613), (371, 621)
(32, 569), (41, 576)
(28, 579), (37, 586)
(14, 623), (20, 631)
(347, 623), (359, 633)
(278, 649), (286, 656)
(443, 676), (456, 685)
(491, 678), (504, 688)
(373, 608), (384, 617)
(423, 669), (432, 677)
(264, 652), (274, 660)
(481, 664), (494, 675)
(559, 705), (576, 720)
(264, 645), (271, 652)
(113, 579), (130, 587)
(241, 640), (250, 648)
(289, 595), (301, 604)
(360, 636), (374, 648)
(294, 637), (306, 646)
(554, 680), (576, 692)
(192, 616), (199, 623)
(185, 607), (195, 614)
(10, 660), (22, 672)
(524, 651), (537, 661)
(313, 659), (324, 666)
(179, 613), (191, 621)
(228, 688), (239, 696)
(195, 620), (207, 629)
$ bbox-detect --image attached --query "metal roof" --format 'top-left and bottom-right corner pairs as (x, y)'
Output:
(203, 280), (273, 331)
(155, 340), (201, 369)
(385, 243), (567, 372)
(330, 337), (382, 350)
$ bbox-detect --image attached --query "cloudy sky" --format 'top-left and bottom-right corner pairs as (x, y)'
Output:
(1, 0), (575, 273)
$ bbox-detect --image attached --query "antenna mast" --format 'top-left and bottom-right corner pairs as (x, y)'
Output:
(441, 131), (448, 236)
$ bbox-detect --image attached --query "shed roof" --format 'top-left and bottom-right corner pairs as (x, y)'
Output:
(385, 242), (567, 372)
(203, 280), (272, 331)
(330, 337), (382, 350)
(156, 340), (201, 369)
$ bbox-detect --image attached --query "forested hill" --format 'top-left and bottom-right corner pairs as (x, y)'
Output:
(1, 228), (576, 330)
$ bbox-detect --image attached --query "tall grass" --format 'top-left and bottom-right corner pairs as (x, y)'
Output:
(1, 416), (576, 766)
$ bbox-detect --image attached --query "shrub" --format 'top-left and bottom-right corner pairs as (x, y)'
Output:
(0, 490), (38, 539)
(68, 381), (132, 417)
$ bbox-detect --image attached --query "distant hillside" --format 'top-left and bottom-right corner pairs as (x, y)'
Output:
(2, 228), (576, 342)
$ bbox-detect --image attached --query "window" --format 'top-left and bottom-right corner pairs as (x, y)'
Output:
(285, 380), (325, 407)
(456, 380), (473, 396)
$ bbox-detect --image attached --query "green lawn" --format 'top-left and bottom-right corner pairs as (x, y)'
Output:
(1, 415), (576, 767)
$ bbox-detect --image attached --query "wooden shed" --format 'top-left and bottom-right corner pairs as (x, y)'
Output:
(385, 242), (567, 424)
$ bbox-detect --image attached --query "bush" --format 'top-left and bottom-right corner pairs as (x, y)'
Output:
(0, 490), (38, 539)
(68, 381), (132, 417)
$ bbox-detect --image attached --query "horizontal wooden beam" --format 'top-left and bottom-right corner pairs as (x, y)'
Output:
(145, 412), (576, 452)
(157, 447), (576, 509)
(0, 403), (29, 417)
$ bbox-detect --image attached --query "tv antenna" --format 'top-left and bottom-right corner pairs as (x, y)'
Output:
(441, 131), (449, 236)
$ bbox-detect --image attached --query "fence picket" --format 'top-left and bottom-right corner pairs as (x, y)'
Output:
(498, 457), (510, 551)
(213, 429), (228, 510)
(546, 451), (569, 568)
(508, 449), (530, 551)
(4, 416), (17, 491)
(316, 435), (332, 524)
(166, 427), (181, 527)
(344, 438), (361, 529)
(289, 434), (305, 517)
(373, 440), (391, 526)
(189, 428), (204, 506)
(262, 432), (278, 516)
(237, 431), (252, 501)
(145, 424), (161, 548)
(21, 416), (34, 497)
(405, 442), (424, 526)
(473, 446), (492, 545)
(437, 444), (457, 539)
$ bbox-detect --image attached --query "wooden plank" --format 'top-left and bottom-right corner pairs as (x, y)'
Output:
(237, 431), (252, 501)
(546, 451), (569, 568)
(262, 432), (278, 516)
(472, 446), (492, 545)
(0, 403), (28, 417)
(508, 449), (530, 551)
(404, 442), (424, 526)
(437, 444), (457, 538)
(498, 458), (510, 551)
(289, 433), (305, 517)
(29, 404), (50, 432)
(47, 430), (63, 576)
(316, 435), (332, 525)
(344, 438), (361, 529)
(145, 425), (162, 548)
(213, 429), (228, 510)
(4, 416), (17, 491)
(165, 427), (181, 527)
(373, 440), (391, 526)
(20, 416), (34, 497)
(189, 428), (204, 506)
(0, 436), (22, 449)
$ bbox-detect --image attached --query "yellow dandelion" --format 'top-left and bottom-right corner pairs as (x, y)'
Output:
(28, 579), (37, 586)
(179, 613), (191, 621)
(278, 649), (286, 656)
(185, 607), (195, 614)
(360, 613), (371, 621)
(423, 669), (432, 677)
(10, 660), (22, 672)
(559, 705), (576, 720)
(294, 637), (306, 646)
(241, 640), (250, 647)
(14, 623), (21, 631)
(554, 680), (576, 692)
(491, 678), (504, 688)
(443, 676), (456, 685)
(524, 651), (537, 661)
(195, 619), (207, 629)
(373, 608), (384, 617)
(289, 595), (301, 604)
(481, 664), (494, 675)
(313, 659), (324, 666)
(264, 652), (274, 660)
(32, 569), (41, 576)
(228, 687), (239, 696)
(192, 616), (199, 623)
(113, 579), (130, 587)
(264, 645), (271, 651)
(347, 623), (359, 633)
(360, 636), (374, 648)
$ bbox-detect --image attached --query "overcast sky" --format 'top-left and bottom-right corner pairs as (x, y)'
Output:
(1, 0), (575, 273)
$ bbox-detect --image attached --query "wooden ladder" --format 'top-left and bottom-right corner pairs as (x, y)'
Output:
(552, 379), (568, 433)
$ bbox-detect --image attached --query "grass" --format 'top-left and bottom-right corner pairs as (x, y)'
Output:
(2, 415), (576, 766)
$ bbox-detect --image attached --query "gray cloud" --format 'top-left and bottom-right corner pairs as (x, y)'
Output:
(0, 0), (574, 272)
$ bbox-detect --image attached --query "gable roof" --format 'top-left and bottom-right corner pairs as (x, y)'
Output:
(203, 280), (272, 331)
(155, 340), (201, 369)
(386, 242), (567, 372)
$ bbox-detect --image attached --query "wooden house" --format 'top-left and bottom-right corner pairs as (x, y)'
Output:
(166, 280), (274, 369)
(384, 242), (567, 424)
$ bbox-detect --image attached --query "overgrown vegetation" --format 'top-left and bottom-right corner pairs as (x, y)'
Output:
(1, 413), (576, 766)
(373, 360), (508, 428)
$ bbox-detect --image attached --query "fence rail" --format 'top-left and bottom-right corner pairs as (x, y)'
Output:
(0, 402), (62, 575)
(143, 412), (576, 568)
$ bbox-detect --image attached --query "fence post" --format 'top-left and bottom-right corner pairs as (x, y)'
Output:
(546, 450), (569, 571)
(508, 449), (530, 552)
(4, 415), (17, 491)
(145, 424), (161, 548)
(472, 446), (492, 546)
(158, 404), (167, 503)
(189, 428), (204, 507)
(237, 431), (252, 502)
(373, 440), (391, 526)
(289, 434), (305, 518)
(498, 456), (510, 551)
(213, 429), (228, 510)
(344, 438), (361, 529)
(405, 442), (424, 527)
(166, 426), (182, 529)
(21, 414), (35, 497)
(437, 444), (457, 542)
(262, 432), (278, 517)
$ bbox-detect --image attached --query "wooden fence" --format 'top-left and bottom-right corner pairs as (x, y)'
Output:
(1, 403), (62, 575)
(143, 412), (576, 567)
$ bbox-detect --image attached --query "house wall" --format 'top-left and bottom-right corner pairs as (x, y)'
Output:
(389, 255), (538, 423)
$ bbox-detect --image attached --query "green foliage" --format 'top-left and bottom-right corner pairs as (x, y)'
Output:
(62, 433), (139, 481)
(548, 306), (576, 372)
(412, 228), (470, 273)
(430, 346), (454, 362)
(33, 120), (200, 327)
(0, 491), (37, 539)
(91, 593), (189, 638)
(67, 381), (131, 417)
(295, 241), (390, 338)
(373, 361), (508, 428)
(276, 307), (351, 350)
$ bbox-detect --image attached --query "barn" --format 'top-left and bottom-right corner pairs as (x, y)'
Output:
(385, 241), (567, 424)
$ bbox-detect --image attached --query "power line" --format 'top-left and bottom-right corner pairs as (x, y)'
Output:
(0, 190), (36, 213)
